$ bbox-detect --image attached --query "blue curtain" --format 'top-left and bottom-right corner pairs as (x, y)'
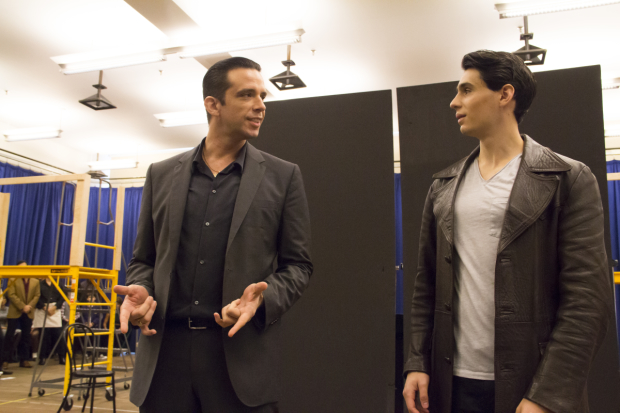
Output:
(1, 161), (143, 287)
(395, 173), (404, 315)
(606, 160), (620, 357)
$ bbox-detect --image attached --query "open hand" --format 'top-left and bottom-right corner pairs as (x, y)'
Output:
(516, 399), (553, 413)
(113, 285), (157, 336)
(215, 282), (268, 337)
(403, 372), (430, 413)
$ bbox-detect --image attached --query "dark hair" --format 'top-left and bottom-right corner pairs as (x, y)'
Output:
(17, 260), (27, 265)
(462, 50), (536, 123)
(202, 57), (262, 122)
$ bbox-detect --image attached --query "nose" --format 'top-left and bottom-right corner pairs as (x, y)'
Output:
(254, 96), (266, 112)
(449, 94), (460, 110)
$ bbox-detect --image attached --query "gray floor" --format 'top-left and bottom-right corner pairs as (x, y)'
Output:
(0, 356), (137, 412)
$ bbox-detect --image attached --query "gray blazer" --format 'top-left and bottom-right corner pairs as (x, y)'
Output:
(126, 142), (313, 407)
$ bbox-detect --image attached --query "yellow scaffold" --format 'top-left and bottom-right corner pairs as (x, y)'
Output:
(0, 173), (125, 395)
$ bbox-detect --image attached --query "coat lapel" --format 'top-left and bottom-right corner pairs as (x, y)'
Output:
(497, 135), (571, 253)
(432, 150), (477, 246)
(166, 147), (196, 272)
(227, 143), (265, 251)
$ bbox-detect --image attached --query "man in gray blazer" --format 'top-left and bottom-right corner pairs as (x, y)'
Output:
(114, 57), (313, 412)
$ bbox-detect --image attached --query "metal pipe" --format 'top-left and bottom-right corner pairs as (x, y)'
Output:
(53, 182), (66, 266)
(95, 179), (102, 267)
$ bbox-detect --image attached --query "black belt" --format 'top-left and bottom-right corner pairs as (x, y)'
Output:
(166, 317), (219, 330)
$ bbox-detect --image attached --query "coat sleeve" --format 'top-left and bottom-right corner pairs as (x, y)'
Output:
(7, 280), (25, 311)
(125, 164), (156, 297)
(258, 164), (313, 330)
(28, 282), (40, 309)
(404, 185), (437, 376)
(526, 166), (612, 412)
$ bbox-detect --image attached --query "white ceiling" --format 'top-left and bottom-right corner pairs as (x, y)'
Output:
(1, 0), (620, 177)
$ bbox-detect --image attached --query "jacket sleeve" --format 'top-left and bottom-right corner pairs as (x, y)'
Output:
(404, 185), (437, 376)
(259, 164), (313, 330)
(28, 282), (41, 308)
(7, 280), (25, 310)
(526, 166), (612, 412)
(125, 164), (156, 297)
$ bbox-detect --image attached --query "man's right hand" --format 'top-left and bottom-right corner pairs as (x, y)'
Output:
(23, 305), (32, 313)
(403, 372), (430, 413)
(113, 285), (157, 336)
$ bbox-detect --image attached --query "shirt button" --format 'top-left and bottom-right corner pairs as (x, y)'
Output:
(199, 260), (204, 265)
(194, 301), (199, 305)
(212, 190), (216, 193)
(205, 222), (210, 226)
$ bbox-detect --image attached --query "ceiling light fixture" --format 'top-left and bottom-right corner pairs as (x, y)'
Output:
(512, 16), (547, 65)
(54, 52), (166, 75)
(79, 71), (117, 111)
(178, 29), (304, 58)
(3, 127), (62, 142)
(494, 0), (620, 18)
(269, 45), (306, 91)
(88, 159), (138, 170)
(153, 110), (208, 128)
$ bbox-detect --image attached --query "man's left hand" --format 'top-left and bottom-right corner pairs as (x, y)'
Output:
(214, 282), (268, 337)
(516, 399), (553, 413)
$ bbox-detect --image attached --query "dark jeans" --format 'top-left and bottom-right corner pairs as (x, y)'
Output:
(451, 376), (495, 413)
(3, 313), (33, 362)
(140, 320), (278, 413)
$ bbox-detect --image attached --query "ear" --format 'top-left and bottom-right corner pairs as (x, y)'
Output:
(204, 96), (220, 119)
(499, 84), (516, 108)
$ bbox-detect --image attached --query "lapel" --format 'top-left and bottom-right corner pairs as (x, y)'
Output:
(166, 146), (197, 271)
(431, 135), (571, 252)
(497, 135), (571, 253)
(432, 150), (477, 246)
(227, 143), (266, 251)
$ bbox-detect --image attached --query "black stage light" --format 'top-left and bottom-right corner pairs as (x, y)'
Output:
(513, 16), (546, 66)
(79, 71), (117, 110)
(269, 45), (306, 91)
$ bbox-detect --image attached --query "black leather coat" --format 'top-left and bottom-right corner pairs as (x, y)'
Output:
(404, 136), (612, 413)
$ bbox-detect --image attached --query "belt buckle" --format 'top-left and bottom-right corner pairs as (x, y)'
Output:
(188, 317), (206, 330)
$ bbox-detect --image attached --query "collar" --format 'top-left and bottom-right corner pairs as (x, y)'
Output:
(432, 134), (571, 179)
(192, 137), (247, 173)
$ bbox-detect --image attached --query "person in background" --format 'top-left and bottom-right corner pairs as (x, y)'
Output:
(0, 294), (12, 375)
(35, 277), (66, 365)
(402, 50), (612, 413)
(2, 261), (40, 369)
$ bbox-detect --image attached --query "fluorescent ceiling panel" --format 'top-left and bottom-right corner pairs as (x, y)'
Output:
(494, 0), (620, 18)
(178, 29), (304, 58)
(154, 110), (208, 128)
(3, 127), (62, 142)
(89, 159), (138, 170)
(53, 52), (167, 75)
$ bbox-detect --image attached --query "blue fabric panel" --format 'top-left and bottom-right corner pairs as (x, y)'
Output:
(606, 160), (620, 359)
(0, 161), (143, 289)
(395, 173), (404, 315)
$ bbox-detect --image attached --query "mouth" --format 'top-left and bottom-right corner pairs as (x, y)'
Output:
(247, 117), (263, 127)
(456, 114), (465, 123)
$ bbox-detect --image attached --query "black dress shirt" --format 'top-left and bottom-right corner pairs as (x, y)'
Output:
(167, 139), (246, 320)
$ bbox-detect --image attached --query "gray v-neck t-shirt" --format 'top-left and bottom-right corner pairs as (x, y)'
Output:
(453, 154), (521, 380)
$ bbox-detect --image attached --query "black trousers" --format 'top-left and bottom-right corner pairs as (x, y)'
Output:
(40, 327), (66, 360)
(3, 314), (33, 362)
(140, 320), (278, 413)
(451, 376), (495, 413)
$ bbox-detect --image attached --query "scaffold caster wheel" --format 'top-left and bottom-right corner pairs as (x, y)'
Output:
(124, 383), (130, 390)
(38, 388), (45, 396)
(62, 398), (73, 411)
(105, 388), (114, 401)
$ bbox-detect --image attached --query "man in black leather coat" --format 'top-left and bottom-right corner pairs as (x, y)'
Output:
(403, 50), (612, 413)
